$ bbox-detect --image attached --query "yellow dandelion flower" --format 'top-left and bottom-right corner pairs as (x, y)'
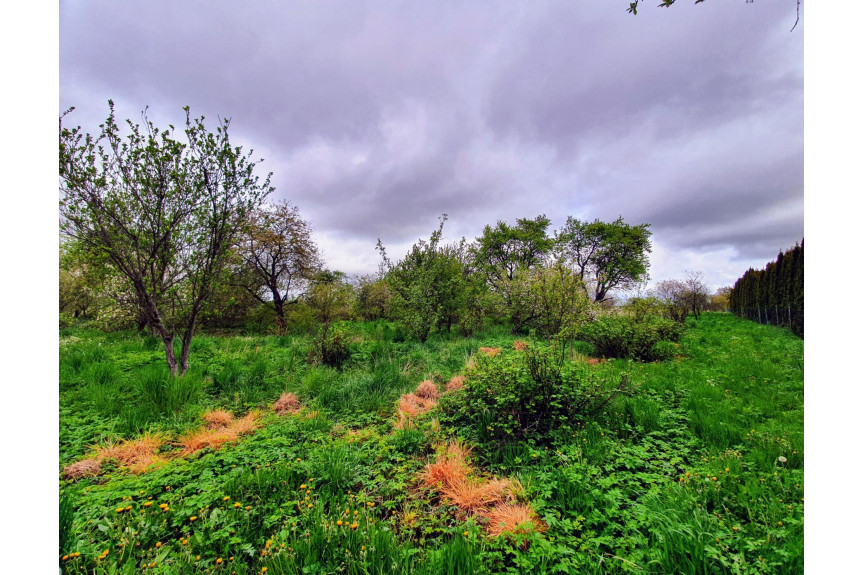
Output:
(223, 496), (230, 501)
(190, 516), (197, 522)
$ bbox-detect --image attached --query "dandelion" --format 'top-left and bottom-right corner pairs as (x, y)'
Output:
(234, 502), (241, 508)
(367, 502), (375, 507)
(216, 558), (223, 564)
(463, 531), (469, 536)
(308, 504), (313, 508)
(223, 496), (230, 501)
(155, 542), (161, 548)
(190, 516), (197, 522)
(144, 501), (153, 507)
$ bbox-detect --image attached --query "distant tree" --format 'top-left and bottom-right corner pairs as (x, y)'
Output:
(59, 102), (272, 375)
(236, 200), (320, 335)
(708, 286), (732, 312)
(556, 216), (652, 303)
(378, 215), (470, 342)
(354, 275), (392, 321)
(471, 215), (554, 291)
(307, 270), (355, 330)
(652, 279), (689, 323)
(681, 271), (711, 319)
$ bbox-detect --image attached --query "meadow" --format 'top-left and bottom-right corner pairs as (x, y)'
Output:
(59, 313), (803, 574)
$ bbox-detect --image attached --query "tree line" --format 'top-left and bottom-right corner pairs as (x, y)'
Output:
(728, 242), (804, 337)
(61, 103), (728, 375)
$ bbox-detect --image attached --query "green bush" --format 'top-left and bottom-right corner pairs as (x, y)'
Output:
(577, 314), (684, 361)
(439, 343), (628, 441)
(308, 325), (352, 368)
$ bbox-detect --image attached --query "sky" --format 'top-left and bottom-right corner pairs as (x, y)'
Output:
(59, 0), (804, 293)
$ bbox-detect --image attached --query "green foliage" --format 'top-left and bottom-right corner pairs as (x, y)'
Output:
(556, 216), (652, 303)
(59, 313), (803, 574)
(503, 263), (593, 337)
(440, 343), (628, 441)
(729, 242), (803, 337)
(134, 363), (202, 414)
(308, 325), (352, 369)
(380, 215), (475, 342)
(578, 314), (684, 361)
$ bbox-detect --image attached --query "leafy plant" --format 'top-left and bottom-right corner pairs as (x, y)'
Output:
(578, 314), (684, 361)
(440, 343), (628, 441)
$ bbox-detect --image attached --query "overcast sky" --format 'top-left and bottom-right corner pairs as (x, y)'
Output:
(59, 0), (803, 292)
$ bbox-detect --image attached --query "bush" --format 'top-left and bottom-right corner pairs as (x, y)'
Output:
(308, 325), (352, 369)
(439, 343), (628, 441)
(577, 314), (684, 361)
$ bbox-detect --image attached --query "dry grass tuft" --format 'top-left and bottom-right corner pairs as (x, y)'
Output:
(273, 392), (301, 414)
(62, 458), (102, 480)
(178, 411), (259, 455)
(513, 340), (528, 351)
(485, 503), (547, 537)
(420, 441), (472, 489)
(95, 433), (166, 474)
(478, 347), (500, 357)
(395, 392), (438, 429)
(586, 358), (604, 366)
(445, 375), (465, 392)
(203, 409), (234, 428)
(415, 380), (440, 401)
(441, 478), (515, 514)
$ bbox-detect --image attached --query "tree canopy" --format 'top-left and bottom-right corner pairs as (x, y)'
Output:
(556, 216), (652, 303)
(59, 101), (272, 374)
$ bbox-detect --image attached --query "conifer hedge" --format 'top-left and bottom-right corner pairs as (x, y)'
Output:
(728, 241), (803, 337)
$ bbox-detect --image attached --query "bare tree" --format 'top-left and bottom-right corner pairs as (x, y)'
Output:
(236, 200), (320, 334)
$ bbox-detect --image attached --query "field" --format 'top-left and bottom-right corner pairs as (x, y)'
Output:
(59, 313), (803, 574)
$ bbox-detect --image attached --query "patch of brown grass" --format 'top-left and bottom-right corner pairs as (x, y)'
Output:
(395, 392), (438, 429)
(513, 340), (528, 351)
(178, 411), (260, 456)
(420, 441), (472, 489)
(273, 392), (301, 414)
(203, 409), (233, 428)
(62, 458), (102, 480)
(415, 380), (440, 401)
(478, 347), (500, 357)
(485, 503), (547, 537)
(586, 358), (605, 366)
(441, 478), (515, 514)
(94, 433), (166, 474)
(445, 375), (465, 392)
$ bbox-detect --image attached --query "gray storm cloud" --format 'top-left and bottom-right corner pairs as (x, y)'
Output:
(60, 0), (803, 289)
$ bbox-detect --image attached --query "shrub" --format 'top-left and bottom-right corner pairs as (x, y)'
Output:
(439, 344), (628, 441)
(308, 325), (351, 368)
(577, 314), (684, 361)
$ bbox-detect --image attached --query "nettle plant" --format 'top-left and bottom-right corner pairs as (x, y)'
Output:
(440, 342), (629, 442)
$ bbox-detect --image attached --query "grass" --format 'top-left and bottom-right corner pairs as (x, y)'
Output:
(58, 313), (803, 573)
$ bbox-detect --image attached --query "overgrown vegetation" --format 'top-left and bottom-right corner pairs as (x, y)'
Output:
(59, 313), (803, 573)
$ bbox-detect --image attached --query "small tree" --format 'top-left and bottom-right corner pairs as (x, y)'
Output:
(59, 102), (272, 375)
(378, 215), (469, 342)
(236, 200), (320, 334)
(556, 216), (652, 303)
(354, 275), (392, 321)
(681, 271), (710, 319)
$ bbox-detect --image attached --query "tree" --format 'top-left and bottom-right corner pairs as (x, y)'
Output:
(556, 216), (652, 303)
(378, 215), (470, 342)
(354, 275), (392, 321)
(652, 279), (689, 323)
(504, 263), (593, 339)
(59, 102), (272, 375)
(681, 271), (710, 319)
(471, 215), (554, 291)
(307, 270), (355, 330)
(236, 200), (320, 335)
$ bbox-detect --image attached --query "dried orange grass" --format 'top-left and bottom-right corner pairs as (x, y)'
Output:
(273, 392), (301, 414)
(441, 478), (515, 514)
(420, 441), (471, 488)
(445, 375), (465, 392)
(178, 411), (260, 455)
(586, 358), (605, 366)
(203, 409), (234, 428)
(415, 380), (440, 401)
(62, 458), (102, 480)
(94, 433), (166, 474)
(513, 340), (528, 351)
(485, 503), (547, 537)
(478, 347), (500, 357)
(395, 392), (438, 429)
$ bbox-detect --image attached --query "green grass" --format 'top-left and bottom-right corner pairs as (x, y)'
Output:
(58, 314), (803, 573)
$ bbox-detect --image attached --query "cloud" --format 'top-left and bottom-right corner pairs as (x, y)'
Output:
(60, 0), (803, 288)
